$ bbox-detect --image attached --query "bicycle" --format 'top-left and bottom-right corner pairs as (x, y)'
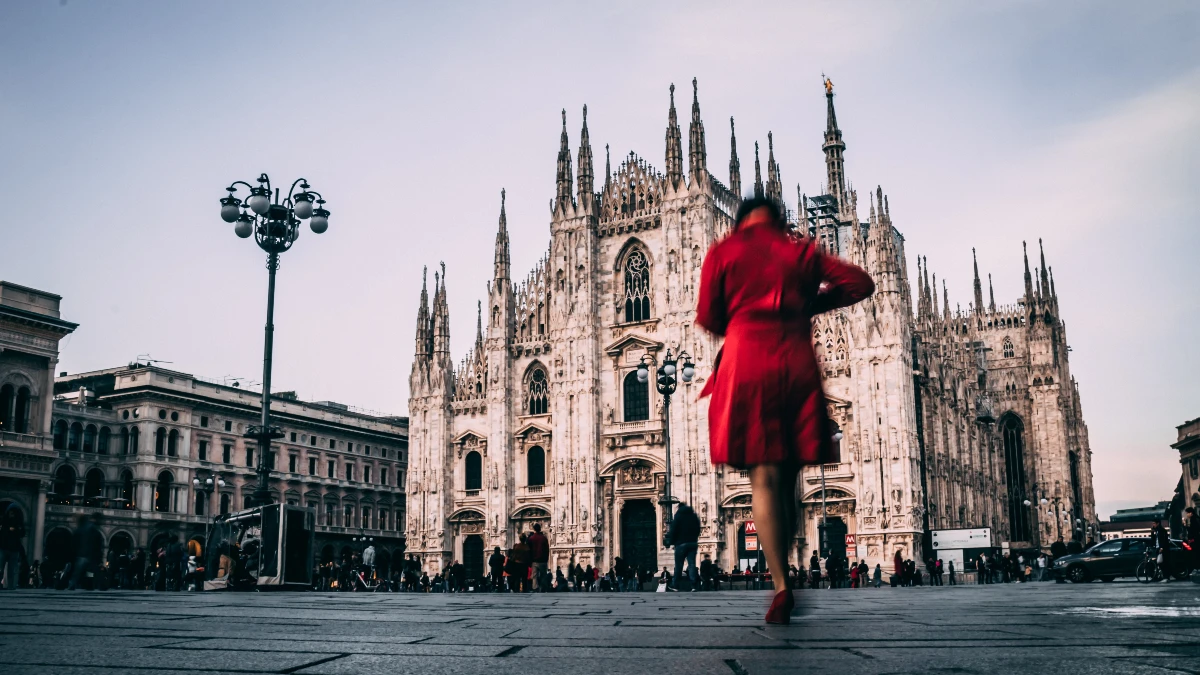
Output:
(1136, 548), (1163, 583)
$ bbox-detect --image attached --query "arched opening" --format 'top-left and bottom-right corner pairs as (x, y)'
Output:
(194, 489), (207, 516)
(219, 493), (231, 515)
(84, 468), (105, 501)
(623, 370), (649, 422)
(108, 531), (134, 557)
(44, 527), (75, 578)
(623, 249), (652, 323)
(1069, 450), (1083, 540)
(527, 446), (545, 487)
(98, 427), (111, 455)
(53, 465), (76, 497)
(83, 424), (97, 452)
(54, 419), (68, 449)
(525, 366), (549, 415)
(167, 429), (179, 457)
(155, 428), (166, 456)
(128, 427), (139, 455)
(464, 450), (482, 491)
(463, 534), (484, 584)
(620, 499), (657, 577)
(1001, 414), (1031, 543)
(120, 428), (129, 455)
(14, 386), (31, 433)
(68, 422), (82, 451)
(0, 384), (12, 430)
(120, 470), (134, 507)
(154, 470), (173, 513)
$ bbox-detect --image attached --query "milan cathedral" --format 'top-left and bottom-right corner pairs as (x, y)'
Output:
(405, 78), (1097, 577)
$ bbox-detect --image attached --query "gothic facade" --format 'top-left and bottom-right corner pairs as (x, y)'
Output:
(405, 79), (1097, 577)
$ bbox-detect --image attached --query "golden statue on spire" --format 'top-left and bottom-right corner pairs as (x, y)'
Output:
(824, 77), (834, 95)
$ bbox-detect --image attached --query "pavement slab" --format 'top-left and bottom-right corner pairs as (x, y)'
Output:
(2, 582), (1200, 674)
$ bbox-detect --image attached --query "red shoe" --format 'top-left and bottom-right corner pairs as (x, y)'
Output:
(765, 590), (794, 624)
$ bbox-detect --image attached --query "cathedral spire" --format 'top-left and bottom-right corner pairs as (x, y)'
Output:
(494, 189), (510, 281)
(729, 117), (742, 198)
(555, 109), (573, 212)
(688, 77), (707, 182)
(972, 248), (984, 313)
(943, 279), (950, 319)
(604, 143), (611, 194)
(432, 262), (451, 359)
(931, 272), (939, 319)
(474, 300), (484, 355)
(765, 131), (782, 204)
(665, 83), (684, 189)
(1022, 240), (1034, 303)
(1038, 238), (1050, 302)
(822, 76), (847, 209)
(797, 186), (809, 233)
(753, 141), (764, 197)
(577, 105), (594, 208)
(988, 273), (996, 312)
(414, 266), (431, 360)
(916, 256), (927, 319)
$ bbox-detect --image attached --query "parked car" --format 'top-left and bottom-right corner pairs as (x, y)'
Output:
(1052, 537), (1191, 583)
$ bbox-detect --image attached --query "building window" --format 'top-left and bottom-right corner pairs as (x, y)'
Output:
(310, 435), (317, 446)
(68, 422), (82, 451)
(223, 420), (231, 432)
(154, 470), (173, 513)
(1001, 414), (1030, 543)
(525, 366), (549, 415)
(200, 416), (209, 428)
(170, 411), (179, 422)
(527, 446), (546, 487)
(290, 432), (297, 442)
(395, 510), (403, 531)
(120, 470), (134, 505)
(246, 448), (254, 467)
(198, 440), (208, 462)
(346, 465), (355, 482)
(367, 445), (373, 456)
(364, 466), (372, 484)
(222, 444), (232, 464)
(97, 427), (111, 455)
(330, 438), (337, 450)
(220, 493), (231, 515)
(362, 507), (371, 529)
(328, 460), (336, 478)
(54, 420), (67, 449)
(379, 510), (388, 531)
(465, 451), (482, 491)
(83, 424), (97, 452)
(195, 490), (207, 516)
(155, 427), (166, 456)
(167, 429), (179, 457)
(381, 468), (389, 486)
(309, 457), (317, 475)
(159, 409), (167, 420)
(623, 370), (650, 422)
(288, 455), (297, 473)
(128, 427), (139, 455)
(1003, 337), (1014, 359)
(623, 249), (652, 322)
(344, 504), (353, 527)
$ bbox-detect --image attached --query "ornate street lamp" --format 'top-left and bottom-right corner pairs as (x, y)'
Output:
(218, 173), (330, 506)
(637, 347), (695, 546)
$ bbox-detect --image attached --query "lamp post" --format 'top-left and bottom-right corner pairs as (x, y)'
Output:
(193, 473), (226, 582)
(637, 347), (695, 547)
(218, 174), (330, 507)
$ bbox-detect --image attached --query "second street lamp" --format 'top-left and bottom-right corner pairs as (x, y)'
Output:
(218, 173), (330, 507)
(637, 347), (695, 547)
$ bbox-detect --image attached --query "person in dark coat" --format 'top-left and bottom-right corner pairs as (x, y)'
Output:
(0, 503), (26, 590)
(697, 196), (874, 624)
(508, 534), (531, 593)
(69, 514), (105, 590)
(527, 524), (550, 592)
(1050, 537), (1068, 559)
(488, 547), (506, 592)
(667, 503), (701, 591)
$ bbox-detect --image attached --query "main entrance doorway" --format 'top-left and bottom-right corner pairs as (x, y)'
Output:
(621, 499), (657, 574)
(463, 534), (484, 584)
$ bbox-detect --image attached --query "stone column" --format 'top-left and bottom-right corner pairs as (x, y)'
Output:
(42, 359), (58, 435)
(138, 480), (153, 512)
(33, 480), (48, 561)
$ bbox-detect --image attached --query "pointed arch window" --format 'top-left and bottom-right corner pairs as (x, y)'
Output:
(464, 450), (482, 491)
(525, 367), (549, 415)
(623, 250), (651, 323)
(1002, 337), (1014, 359)
(155, 470), (173, 513)
(1001, 414), (1030, 543)
(623, 370), (650, 422)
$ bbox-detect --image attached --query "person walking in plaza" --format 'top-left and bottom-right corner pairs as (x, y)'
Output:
(809, 551), (822, 589)
(0, 503), (26, 590)
(69, 513), (105, 590)
(488, 546), (506, 592)
(668, 502), (701, 591)
(509, 533), (532, 593)
(697, 196), (874, 624)
(948, 559), (957, 585)
(527, 523), (550, 592)
(872, 563), (882, 588)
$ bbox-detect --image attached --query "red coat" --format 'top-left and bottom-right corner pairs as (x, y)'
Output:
(696, 217), (874, 468)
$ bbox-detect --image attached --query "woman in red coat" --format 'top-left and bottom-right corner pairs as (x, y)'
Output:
(696, 197), (874, 623)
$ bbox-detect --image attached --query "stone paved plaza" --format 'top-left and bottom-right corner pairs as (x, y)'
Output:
(4, 584), (1200, 674)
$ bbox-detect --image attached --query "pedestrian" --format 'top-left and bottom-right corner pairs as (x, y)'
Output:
(668, 502), (701, 591)
(849, 561), (859, 588)
(934, 559), (944, 586)
(509, 533), (531, 593)
(700, 554), (715, 591)
(948, 559), (957, 585)
(69, 514), (105, 590)
(893, 550), (904, 586)
(527, 523), (550, 592)
(809, 551), (822, 589)
(487, 546), (506, 592)
(696, 196), (873, 623)
(1050, 537), (1067, 560)
(0, 503), (26, 590)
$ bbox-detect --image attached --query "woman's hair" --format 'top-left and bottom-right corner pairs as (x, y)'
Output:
(734, 196), (784, 229)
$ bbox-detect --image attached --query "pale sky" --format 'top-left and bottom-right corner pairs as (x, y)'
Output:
(2, 1), (1197, 520)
